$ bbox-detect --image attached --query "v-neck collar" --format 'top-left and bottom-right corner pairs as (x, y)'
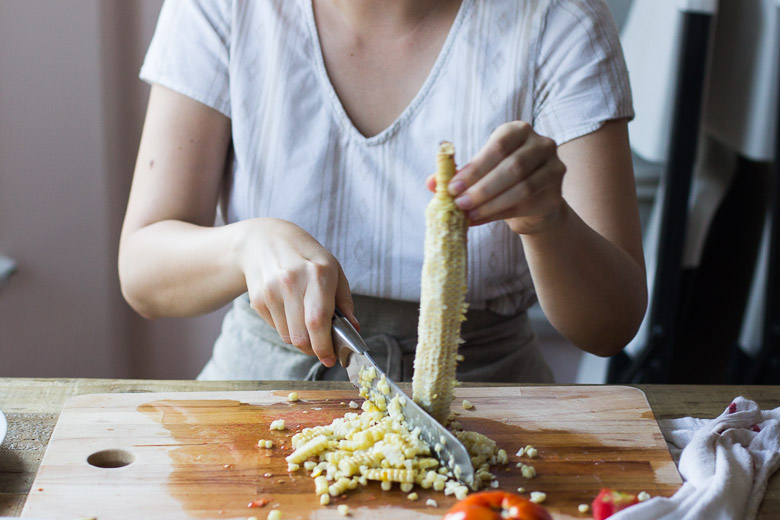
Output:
(305, 0), (473, 146)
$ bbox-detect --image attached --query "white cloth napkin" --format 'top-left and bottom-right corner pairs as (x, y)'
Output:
(610, 397), (780, 519)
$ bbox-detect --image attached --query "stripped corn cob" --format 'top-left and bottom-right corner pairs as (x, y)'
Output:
(412, 141), (468, 423)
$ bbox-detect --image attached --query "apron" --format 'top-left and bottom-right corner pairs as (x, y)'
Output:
(198, 293), (554, 383)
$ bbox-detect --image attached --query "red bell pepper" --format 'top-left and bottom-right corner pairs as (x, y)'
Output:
(591, 488), (640, 519)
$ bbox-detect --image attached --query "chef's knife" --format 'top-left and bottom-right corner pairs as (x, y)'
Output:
(332, 308), (475, 488)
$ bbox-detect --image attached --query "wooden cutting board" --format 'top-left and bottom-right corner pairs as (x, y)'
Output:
(22, 386), (681, 519)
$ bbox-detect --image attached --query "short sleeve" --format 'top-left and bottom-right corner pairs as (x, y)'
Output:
(532, 0), (633, 145)
(140, 0), (232, 118)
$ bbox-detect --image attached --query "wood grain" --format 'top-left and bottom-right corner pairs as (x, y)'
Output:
(21, 386), (680, 520)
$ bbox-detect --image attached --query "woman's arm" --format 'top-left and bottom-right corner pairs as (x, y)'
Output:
(442, 119), (646, 356)
(119, 85), (355, 366)
(521, 120), (647, 356)
(119, 85), (237, 317)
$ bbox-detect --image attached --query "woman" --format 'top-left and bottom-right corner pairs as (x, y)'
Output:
(119, 0), (646, 382)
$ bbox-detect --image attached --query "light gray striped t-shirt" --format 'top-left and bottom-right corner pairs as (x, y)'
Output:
(140, 0), (633, 315)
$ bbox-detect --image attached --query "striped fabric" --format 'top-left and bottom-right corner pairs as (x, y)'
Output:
(140, 0), (633, 315)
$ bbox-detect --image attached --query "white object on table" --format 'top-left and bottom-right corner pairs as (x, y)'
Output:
(611, 397), (780, 520)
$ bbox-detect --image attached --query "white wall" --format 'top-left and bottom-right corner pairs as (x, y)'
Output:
(0, 0), (224, 379)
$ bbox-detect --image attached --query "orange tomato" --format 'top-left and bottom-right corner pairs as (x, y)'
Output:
(441, 491), (553, 520)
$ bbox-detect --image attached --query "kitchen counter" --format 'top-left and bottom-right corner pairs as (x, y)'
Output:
(1, 378), (778, 517)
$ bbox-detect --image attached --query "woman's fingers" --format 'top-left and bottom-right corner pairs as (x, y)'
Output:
(301, 262), (357, 368)
(455, 135), (557, 212)
(425, 173), (436, 193)
(428, 121), (565, 235)
(448, 121), (533, 197)
(302, 258), (341, 367)
(466, 159), (566, 225)
(335, 265), (359, 331)
(256, 271), (299, 347)
(249, 294), (275, 331)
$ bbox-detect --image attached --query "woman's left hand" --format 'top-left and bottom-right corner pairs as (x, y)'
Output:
(427, 121), (566, 235)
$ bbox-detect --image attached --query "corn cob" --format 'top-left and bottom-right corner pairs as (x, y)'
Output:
(412, 141), (468, 424)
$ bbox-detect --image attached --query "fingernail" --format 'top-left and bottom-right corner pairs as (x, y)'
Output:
(322, 356), (336, 367)
(455, 194), (473, 210)
(466, 210), (480, 221)
(449, 179), (465, 196)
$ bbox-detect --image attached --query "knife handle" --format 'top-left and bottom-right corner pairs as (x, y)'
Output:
(332, 308), (367, 367)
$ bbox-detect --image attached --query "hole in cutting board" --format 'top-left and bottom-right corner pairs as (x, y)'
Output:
(87, 449), (135, 468)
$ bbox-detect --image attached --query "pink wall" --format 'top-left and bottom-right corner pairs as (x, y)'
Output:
(0, 0), (226, 379)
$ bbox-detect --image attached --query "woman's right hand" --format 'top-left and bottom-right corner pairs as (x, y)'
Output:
(235, 218), (358, 367)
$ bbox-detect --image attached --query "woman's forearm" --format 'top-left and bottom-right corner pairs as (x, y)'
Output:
(118, 216), (357, 369)
(118, 220), (247, 319)
(521, 202), (647, 357)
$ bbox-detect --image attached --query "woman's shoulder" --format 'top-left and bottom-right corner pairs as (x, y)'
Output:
(466, 0), (617, 45)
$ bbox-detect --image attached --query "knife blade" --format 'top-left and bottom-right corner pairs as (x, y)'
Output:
(331, 308), (475, 488)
